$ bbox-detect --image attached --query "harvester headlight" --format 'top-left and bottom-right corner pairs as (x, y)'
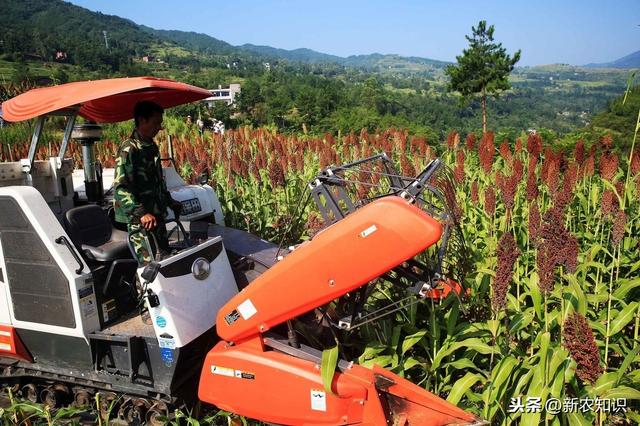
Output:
(192, 257), (211, 280)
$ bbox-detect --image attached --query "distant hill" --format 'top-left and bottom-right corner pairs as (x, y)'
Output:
(2, 0), (635, 78)
(0, 0), (451, 75)
(584, 50), (640, 69)
(141, 26), (240, 56)
(239, 44), (451, 70)
(239, 44), (344, 64)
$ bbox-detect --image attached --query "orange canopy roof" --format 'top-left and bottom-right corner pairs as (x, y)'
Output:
(1, 77), (212, 123)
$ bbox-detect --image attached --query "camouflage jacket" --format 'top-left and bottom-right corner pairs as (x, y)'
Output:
(113, 130), (172, 224)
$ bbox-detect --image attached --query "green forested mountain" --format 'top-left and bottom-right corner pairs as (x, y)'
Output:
(1, 0), (157, 71)
(0, 0), (636, 143)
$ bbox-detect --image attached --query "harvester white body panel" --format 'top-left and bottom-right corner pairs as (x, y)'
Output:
(0, 186), (99, 337)
(142, 235), (238, 349)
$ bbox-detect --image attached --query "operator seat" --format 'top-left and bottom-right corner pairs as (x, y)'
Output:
(64, 204), (131, 262)
(65, 205), (138, 313)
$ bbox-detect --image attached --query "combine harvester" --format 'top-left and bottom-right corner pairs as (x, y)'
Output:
(0, 77), (485, 425)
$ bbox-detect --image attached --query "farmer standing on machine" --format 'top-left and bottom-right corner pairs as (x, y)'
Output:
(113, 100), (181, 264)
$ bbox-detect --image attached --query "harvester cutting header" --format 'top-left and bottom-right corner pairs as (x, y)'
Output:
(0, 77), (483, 425)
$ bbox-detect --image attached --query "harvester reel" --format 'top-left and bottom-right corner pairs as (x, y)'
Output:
(307, 153), (470, 332)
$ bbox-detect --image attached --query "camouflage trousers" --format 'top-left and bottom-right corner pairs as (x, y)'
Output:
(127, 222), (169, 265)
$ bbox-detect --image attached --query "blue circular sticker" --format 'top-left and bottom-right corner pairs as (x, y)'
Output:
(156, 316), (167, 328)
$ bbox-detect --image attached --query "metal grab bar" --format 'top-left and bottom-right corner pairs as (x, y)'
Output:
(54, 235), (84, 274)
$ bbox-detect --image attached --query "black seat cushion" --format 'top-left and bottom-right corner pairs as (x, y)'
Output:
(64, 205), (132, 262)
(81, 240), (131, 262)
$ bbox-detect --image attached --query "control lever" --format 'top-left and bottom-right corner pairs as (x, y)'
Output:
(138, 261), (161, 310)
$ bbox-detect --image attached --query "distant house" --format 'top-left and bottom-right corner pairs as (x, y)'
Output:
(142, 55), (156, 63)
(55, 51), (67, 61)
(203, 84), (241, 108)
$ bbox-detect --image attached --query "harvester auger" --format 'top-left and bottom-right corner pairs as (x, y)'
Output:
(0, 77), (485, 425)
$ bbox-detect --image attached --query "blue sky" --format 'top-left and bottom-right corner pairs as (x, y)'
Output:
(68, 0), (639, 66)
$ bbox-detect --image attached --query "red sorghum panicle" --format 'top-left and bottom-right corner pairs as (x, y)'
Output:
(553, 164), (578, 212)
(612, 210), (627, 245)
(268, 159), (285, 188)
(565, 161), (578, 193)
(537, 206), (579, 292)
(630, 149), (640, 176)
(498, 172), (518, 212)
(529, 202), (541, 243)
(230, 152), (242, 175)
(478, 132), (495, 174)
(471, 181), (479, 205)
(601, 189), (616, 218)
(400, 154), (416, 177)
(410, 136), (427, 157)
(527, 132), (542, 157)
(513, 158), (524, 183)
(515, 138), (523, 154)
(615, 181), (623, 196)
(543, 154), (561, 196)
(454, 149), (465, 183)
(582, 148), (596, 177)
(537, 246), (555, 293)
(447, 131), (460, 149)
(294, 151), (305, 173)
(394, 130), (407, 153)
(306, 212), (325, 237)
(574, 140), (585, 165)
(600, 134), (613, 151)
(563, 313), (603, 384)
(499, 140), (513, 165)
(599, 152), (619, 182)
(465, 133), (476, 151)
(484, 187), (496, 217)
(493, 232), (520, 311)
(435, 174), (462, 223)
(356, 183), (369, 200)
(563, 234), (579, 274)
(526, 157), (539, 202)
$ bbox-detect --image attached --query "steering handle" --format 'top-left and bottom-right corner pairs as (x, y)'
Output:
(165, 216), (193, 247)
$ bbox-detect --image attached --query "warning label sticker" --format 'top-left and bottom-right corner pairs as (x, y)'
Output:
(310, 390), (327, 412)
(78, 286), (97, 318)
(158, 333), (176, 349)
(211, 365), (235, 377)
(237, 299), (258, 320)
(359, 224), (378, 238)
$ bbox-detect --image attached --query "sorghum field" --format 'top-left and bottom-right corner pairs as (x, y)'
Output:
(1, 123), (639, 425)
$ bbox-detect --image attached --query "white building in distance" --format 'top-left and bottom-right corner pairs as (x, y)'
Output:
(203, 84), (241, 108)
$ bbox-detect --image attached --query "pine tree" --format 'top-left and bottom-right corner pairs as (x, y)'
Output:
(445, 21), (521, 134)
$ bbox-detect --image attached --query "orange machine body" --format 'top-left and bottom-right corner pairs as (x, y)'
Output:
(201, 196), (483, 424)
(216, 196), (443, 343)
(199, 336), (481, 426)
(0, 325), (32, 362)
